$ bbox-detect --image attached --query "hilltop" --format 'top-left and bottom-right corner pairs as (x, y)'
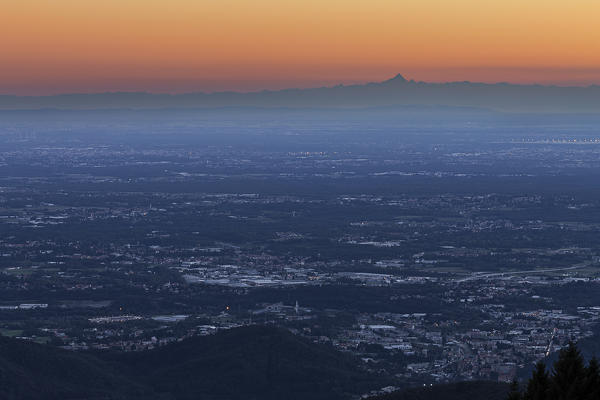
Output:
(0, 325), (390, 400)
(0, 334), (153, 400)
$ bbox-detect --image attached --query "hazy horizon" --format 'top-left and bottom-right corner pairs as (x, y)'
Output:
(2, 73), (599, 113)
(2, 70), (600, 97)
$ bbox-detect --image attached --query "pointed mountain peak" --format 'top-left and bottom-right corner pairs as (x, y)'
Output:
(384, 73), (408, 84)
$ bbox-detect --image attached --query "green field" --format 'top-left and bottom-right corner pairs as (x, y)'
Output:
(0, 329), (24, 337)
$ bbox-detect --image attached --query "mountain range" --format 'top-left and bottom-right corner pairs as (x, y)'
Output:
(1, 74), (599, 113)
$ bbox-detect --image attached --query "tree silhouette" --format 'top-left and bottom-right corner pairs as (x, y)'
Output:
(550, 342), (586, 400)
(524, 361), (549, 400)
(507, 380), (522, 400)
(583, 357), (600, 400)
(510, 342), (600, 400)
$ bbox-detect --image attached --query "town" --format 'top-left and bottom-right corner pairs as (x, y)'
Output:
(2, 116), (600, 388)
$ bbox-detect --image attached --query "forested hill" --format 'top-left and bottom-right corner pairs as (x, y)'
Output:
(1, 325), (391, 400)
(8, 325), (596, 400)
(100, 324), (391, 400)
(0, 334), (153, 400)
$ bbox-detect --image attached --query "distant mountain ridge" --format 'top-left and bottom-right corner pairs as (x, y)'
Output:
(1, 74), (599, 112)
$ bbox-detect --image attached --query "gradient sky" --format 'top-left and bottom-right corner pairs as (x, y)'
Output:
(2, 0), (600, 94)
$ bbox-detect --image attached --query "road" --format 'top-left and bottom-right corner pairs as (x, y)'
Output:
(453, 262), (593, 283)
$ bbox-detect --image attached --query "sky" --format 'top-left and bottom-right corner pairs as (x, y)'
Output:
(2, 0), (600, 95)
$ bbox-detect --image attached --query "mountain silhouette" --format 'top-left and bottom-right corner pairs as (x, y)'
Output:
(1, 74), (599, 112)
(383, 73), (409, 84)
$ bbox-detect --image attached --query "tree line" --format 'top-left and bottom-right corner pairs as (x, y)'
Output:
(508, 342), (599, 400)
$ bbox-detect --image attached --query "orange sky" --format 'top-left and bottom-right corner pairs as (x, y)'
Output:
(2, 0), (600, 94)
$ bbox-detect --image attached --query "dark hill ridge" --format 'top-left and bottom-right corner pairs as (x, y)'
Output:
(1, 74), (599, 112)
(0, 334), (153, 400)
(100, 325), (390, 400)
(0, 325), (391, 400)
